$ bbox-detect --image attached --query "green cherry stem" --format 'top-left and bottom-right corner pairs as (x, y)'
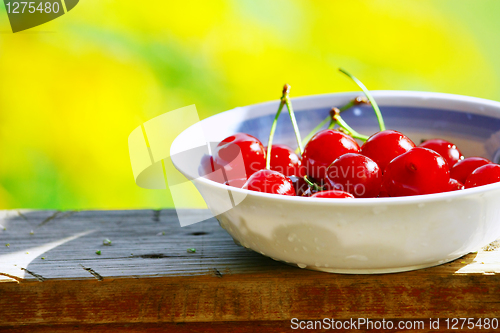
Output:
(339, 68), (385, 131)
(303, 175), (323, 192)
(327, 107), (341, 130)
(266, 84), (304, 170)
(283, 90), (304, 155)
(296, 96), (369, 154)
(335, 115), (369, 141)
(330, 108), (369, 141)
(265, 87), (287, 170)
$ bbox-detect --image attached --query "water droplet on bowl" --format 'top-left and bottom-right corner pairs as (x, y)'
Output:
(302, 246), (308, 252)
(418, 203), (425, 208)
(297, 263), (307, 269)
(287, 233), (297, 242)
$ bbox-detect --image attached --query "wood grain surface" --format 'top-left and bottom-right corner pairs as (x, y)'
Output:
(1, 209), (499, 332)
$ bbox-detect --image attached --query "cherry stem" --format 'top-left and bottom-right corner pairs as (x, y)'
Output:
(296, 96), (368, 154)
(328, 107), (369, 141)
(303, 175), (323, 191)
(339, 68), (386, 131)
(333, 113), (369, 141)
(283, 89), (304, 155)
(266, 84), (304, 170)
(266, 89), (287, 170)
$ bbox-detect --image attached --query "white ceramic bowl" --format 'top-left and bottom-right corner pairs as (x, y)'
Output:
(171, 91), (500, 274)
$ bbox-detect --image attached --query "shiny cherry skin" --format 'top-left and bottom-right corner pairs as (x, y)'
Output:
(243, 169), (296, 196)
(378, 182), (389, 198)
(311, 190), (354, 199)
(265, 144), (301, 177)
(301, 129), (360, 180)
(213, 133), (266, 179)
(360, 130), (415, 173)
(447, 178), (464, 192)
(199, 154), (228, 183)
(382, 147), (450, 197)
(450, 157), (492, 184)
(325, 153), (382, 198)
(419, 139), (464, 168)
(464, 164), (500, 189)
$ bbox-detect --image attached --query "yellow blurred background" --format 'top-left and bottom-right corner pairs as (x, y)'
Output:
(1, 0), (500, 209)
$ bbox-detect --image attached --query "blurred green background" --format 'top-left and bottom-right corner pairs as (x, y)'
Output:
(1, 0), (500, 209)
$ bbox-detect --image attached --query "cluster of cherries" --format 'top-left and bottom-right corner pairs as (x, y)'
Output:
(201, 70), (500, 199)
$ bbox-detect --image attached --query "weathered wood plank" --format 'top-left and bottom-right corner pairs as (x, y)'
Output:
(1, 209), (500, 330)
(0, 209), (287, 282)
(1, 270), (499, 327)
(1, 209), (499, 283)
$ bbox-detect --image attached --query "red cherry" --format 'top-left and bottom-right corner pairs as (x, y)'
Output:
(243, 169), (296, 195)
(419, 139), (464, 168)
(378, 182), (389, 198)
(360, 130), (415, 173)
(213, 133), (266, 178)
(382, 147), (450, 197)
(199, 154), (216, 178)
(302, 129), (360, 180)
(450, 157), (492, 184)
(311, 190), (354, 199)
(265, 144), (301, 177)
(199, 155), (227, 183)
(465, 164), (500, 189)
(447, 178), (464, 192)
(325, 153), (382, 198)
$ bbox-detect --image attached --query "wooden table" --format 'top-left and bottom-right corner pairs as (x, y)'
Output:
(1, 209), (499, 332)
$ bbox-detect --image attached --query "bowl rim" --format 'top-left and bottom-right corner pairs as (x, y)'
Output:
(173, 90), (500, 206)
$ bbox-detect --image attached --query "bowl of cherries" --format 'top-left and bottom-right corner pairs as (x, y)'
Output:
(171, 69), (500, 274)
